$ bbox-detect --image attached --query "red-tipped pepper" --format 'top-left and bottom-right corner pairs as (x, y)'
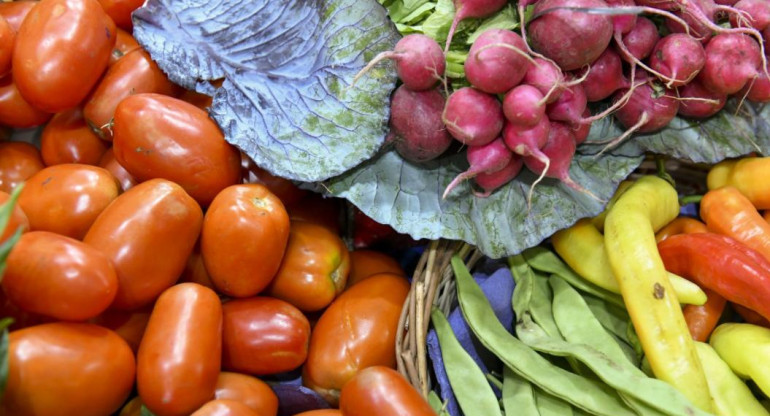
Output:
(700, 187), (770, 263)
(683, 290), (726, 342)
(655, 217), (708, 242)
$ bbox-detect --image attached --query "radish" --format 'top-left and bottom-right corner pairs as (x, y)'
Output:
(464, 29), (532, 94)
(605, 0), (638, 34)
(698, 33), (762, 94)
(580, 48), (628, 102)
(546, 82), (587, 126)
(473, 155), (524, 198)
(444, 0), (508, 52)
(665, 0), (716, 43)
(443, 87), (504, 146)
(573, 108), (592, 145)
(442, 138), (513, 199)
(716, 0), (739, 5)
(502, 117), (552, 207)
(527, 0), (614, 71)
(618, 17), (660, 61)
(523, 57), (586, 104)
(741, 69), (770, 102)
(352, 34), (446, 92)
(730, 0), (770, 30)
(648, 34), (707, 87)
(388, 85), (452, 163)
(677, 79), (728, 118)
(503, 85), (546, 126)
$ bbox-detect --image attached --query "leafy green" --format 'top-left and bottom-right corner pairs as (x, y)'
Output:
(0, 317), (13, 400)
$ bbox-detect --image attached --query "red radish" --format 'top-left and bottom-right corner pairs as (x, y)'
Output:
(665, 0), (717, 43)
(473, 155), (524, 198)
(442, 138), (513, 199)
(741, 69), (770, 102)
(546, 82), (587, 126)
(618, 17), (660, 61)
(444, 0), (508, 52)
(634, 0), (678, 10)
(580, 48), (628, 102)
(388, 86), (452, 163)
(716, 0), (739, 5)
(443, 87), (504, 146)
(503, 85), (546, 126)
(527, 0), (614, 71)
(698, 33), (762, 94)
(573, 108), (592, 144)
(352, 34), (446, 91)
(678, 80), (728, 118)
(502, 117), (552, 206)
(464, 29), (532, 94)
(648, 34), (707, 87)
(523, 58), (567, 104)
(730, 0), (770, 30)
(605, 0), (638, 34)
(613, 81), (679, 134)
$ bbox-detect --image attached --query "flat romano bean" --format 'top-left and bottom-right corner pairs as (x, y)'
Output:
(431, 307), (502, 416)
(502, 366), (539, 416)
(534, 386), (574, 416)
(582, 294), (639, 366)
(452, 256), (636, 416)
(510, 255), (560, 338)
(428, 386), (450, 416)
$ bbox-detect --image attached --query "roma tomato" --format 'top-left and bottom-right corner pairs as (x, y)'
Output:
(0, 1), (36, 31)
(241, 154), (307, 206)
(201, 184), (290, 297)
(97, 0), (143, 30)
(294, 411), (342, 416)
(3, 231), (118, 320)
(0, 76), (52, 128)
(339, 367), (436, 416)
(18, 164), (119, 239)
(0, 288), (49, 331)
(222, 297), (310, 376)
(214, 372), (279, 416)
(112, 93), (241, 206)
(83, 179), (203, 310)
(179, 241), (216, 290)
(191, 400), (259, 416)
(0, 16), (13, 77)
(267, 220), (350, 312)
(89, 305), (152, 353)
(347, 249), (405, 288)
(0, 189), (29, 244)
(286, 193), (342, 235)
(40, 108), (109, 166)
(0, 141), (44, 193)
(98, 147), (137, 192)
(13, 0), (116, 112)
(110, 28), (140, 66)
(85, 49), (180, 140)
(137, 283), (222, 416)
(2, 322), (135, 416)
(302, 274), (410, 405)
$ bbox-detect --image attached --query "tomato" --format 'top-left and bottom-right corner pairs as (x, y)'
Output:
(39, 108), (109, 166)
(0, 16), (13, 77)
(294, 411), (342, 416)
(112, 93), (241, 206)
(98, 147), (137, 192)
(0, 76), (52, 128)
(119, 396), (143, 416)
(0, 189), (29, 243)
(338, 366), (436, 416)
(2, 322), (135, 416)
(222, 297), (310, 376)
(241, 154), (307, 206)
(286, 193), (342, 235)
(83, 179), (203, 310)
(3, 231), (118, 320)
(137, 283), (222, 416)
(179, 241), (216, 290)
(97, 0), (143, 30)
(0, 141), (44, 192)
(0, 1), (36, 31)
(0, 288), (49, 331)
(267, 220), (350, 312)
(13, 0), (116, 112)
(85, 49), (180, 140)
(191, 400), (259, 416)
(214, 372), (279, 416)
(302, 274), (410, 405)
(18, 164), (119, 239)
(89, 305), (152, 353)
(180, 88), (213, 110)
(347, 249), (405, 288)
(201, 184), (289, 297)
(110, 28), (140, 66)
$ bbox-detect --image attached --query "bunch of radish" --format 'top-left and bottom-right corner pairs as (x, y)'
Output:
(363, 0), (770, 200)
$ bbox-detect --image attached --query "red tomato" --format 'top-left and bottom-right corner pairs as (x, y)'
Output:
(222, 297), (310, 376)
(0, 287), (49, 331)
(267, 220), (350, 312)
(18, 164), (120, 239)
(0, 1), (36, 31)
(2, 322), (135, 416)
(13, 0), (116, 112)
(179, 241), (216, 290)
(294, 411), (342, 416)
(201, 184), (290, 297)
(0, 189), (29, 244)
(89, 305), (152, 353)
(3, 231), (118, 320)
(40, 108), (110, 166)
(0, 16), (13, 77)
(137, 283), (222, 416)
(214, 372), (279, 416)
(339, 366), (436, 416)
(191, 400), (259, 416)
(109, 28), (140, 66)
(0, 141), (45, 192)
(302, 274), (410, 405)
(83, 179), (203, 310)
(98, 147), (137, 192)
(347, 249), (405, 288)
(0, 76), (52, 128)
(241, 153), (307, 206)
(179, 88), (213, 110)
(97, 0), (143, 30)
(112, 94), (241, 206)
(85, 49), (180, 140)
(286, 193), (343, 235)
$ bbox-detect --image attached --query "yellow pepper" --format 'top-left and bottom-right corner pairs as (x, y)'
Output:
(710, 323), (770, 399)
(604, 175), (714, 413)
(708, 157), (770, 209)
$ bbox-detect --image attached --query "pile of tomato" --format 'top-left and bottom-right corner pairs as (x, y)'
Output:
(0, 0), (440, 415)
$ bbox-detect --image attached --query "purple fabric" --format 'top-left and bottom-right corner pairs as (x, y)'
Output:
(271, 381), (331, 416)
(426, 266), (516, 416)
(680, 202), (699, 218)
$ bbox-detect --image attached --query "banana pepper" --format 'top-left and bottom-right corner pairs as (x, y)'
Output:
(708, 157), (770, 209)
(710, 323), (770, 399)
(604, 175), (714, 413)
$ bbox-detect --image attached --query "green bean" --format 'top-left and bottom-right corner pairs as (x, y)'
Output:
(534, 386), (574, 416)
(582, 294), (639, 366)
(452, 256), (636, 416)
(502, 366), (539, 416)
(427, 391), (450, 416)
(431, 307), (502, 416)
(509, 255), (560, 338)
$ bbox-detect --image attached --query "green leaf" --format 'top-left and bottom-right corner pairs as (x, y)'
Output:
(465, 4), (520, 45)
(140, 404), (157, 416)
(0, 317), (13, 400)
